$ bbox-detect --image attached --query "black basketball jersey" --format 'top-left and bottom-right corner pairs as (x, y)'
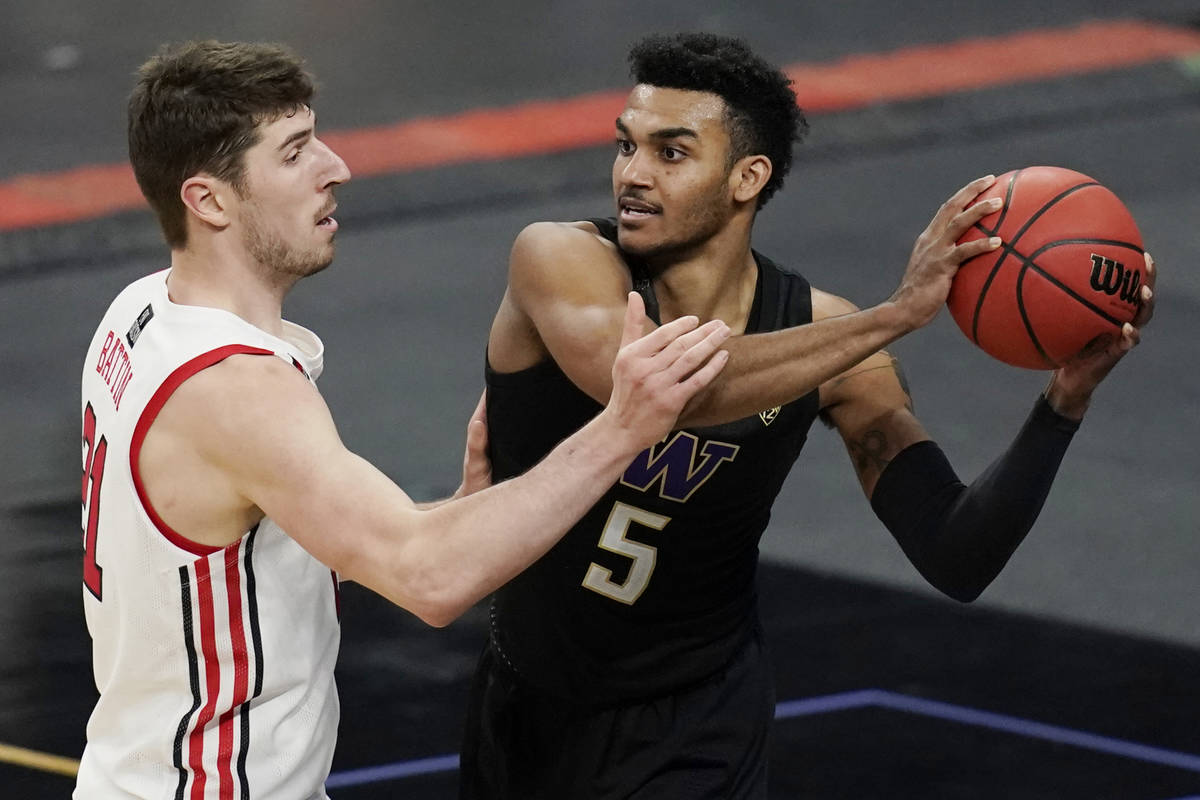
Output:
(484, 219), (820, 705)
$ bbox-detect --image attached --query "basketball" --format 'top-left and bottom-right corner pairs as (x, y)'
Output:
(947, 166), (1144, 369)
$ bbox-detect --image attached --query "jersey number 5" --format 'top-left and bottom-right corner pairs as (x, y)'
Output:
(581, 502), (670, 605)
(82, 403), (107, 600)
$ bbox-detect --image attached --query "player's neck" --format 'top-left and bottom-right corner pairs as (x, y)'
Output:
(652, 221), (758, 333)
(167, 243), (289, 338)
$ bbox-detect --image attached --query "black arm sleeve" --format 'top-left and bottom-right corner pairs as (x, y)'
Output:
(869, 395), (1081, 602)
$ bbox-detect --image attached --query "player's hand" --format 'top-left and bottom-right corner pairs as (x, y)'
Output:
(452, 390), (491, 499)
(602, 292), (730, 449)
(1045, 251), (1157, 419)
(890, 174), (1004, 329)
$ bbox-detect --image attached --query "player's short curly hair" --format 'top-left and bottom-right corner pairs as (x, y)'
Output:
(629, 33), (806, 209)
(128, 40), (314, 248)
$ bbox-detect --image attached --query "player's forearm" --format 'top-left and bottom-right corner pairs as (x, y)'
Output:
(678, 301), (913, 427)
(870, 396), (1080, 602)
(387, 411), (638, 626)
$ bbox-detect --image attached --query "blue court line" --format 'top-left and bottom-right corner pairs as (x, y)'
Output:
(773, 688), (880, 719)
(324, 688), (1200, 788)
(325, 753), (460, 788)
(865, 690), (1200, 775)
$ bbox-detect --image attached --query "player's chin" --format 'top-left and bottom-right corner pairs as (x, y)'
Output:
(308, 247), (336, 276)
(615, 226), (663, 257)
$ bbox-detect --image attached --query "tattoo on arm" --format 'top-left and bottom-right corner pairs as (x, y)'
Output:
(889, 354), (914, 413)
(848, 429), (892, 478)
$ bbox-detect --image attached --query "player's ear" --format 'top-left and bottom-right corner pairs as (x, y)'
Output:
(732, 154), (772, 204)
(180, 174), (232, 232)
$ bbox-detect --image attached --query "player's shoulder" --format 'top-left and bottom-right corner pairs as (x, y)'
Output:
(512, 219), (616, 257)
(189, 351), (317, 401)
(141, 349), (340, 521)
(509, 220), (626, 289)
(810, 285), (861, 322)
(164, 353), (326, 444)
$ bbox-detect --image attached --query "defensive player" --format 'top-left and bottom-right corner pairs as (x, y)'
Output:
(76, 40), (730, 799)
(461, 32), (1156, 798)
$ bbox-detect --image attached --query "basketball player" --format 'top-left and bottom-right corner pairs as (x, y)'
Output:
(76, 40), (731, 800)
(461, 33), (1156, 798)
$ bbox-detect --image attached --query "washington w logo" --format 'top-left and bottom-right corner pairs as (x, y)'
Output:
(620, 432), (739, 503)
(1089, 254), (1141, 306)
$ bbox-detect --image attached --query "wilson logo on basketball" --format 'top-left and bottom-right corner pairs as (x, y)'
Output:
(1088, 254), (1141, 306)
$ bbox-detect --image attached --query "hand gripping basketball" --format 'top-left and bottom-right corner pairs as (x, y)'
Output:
(891, 175), (1004, 330)
(604, 292), (730, 450)
(1044, 250), (1156, 416)
(947, 166), (1146, 370)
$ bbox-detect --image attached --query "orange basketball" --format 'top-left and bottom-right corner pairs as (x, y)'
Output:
(947, 166), (1144, 369)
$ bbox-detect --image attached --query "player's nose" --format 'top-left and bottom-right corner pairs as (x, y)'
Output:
(316, 137), (352, 186)
(618, 149), (653, 189)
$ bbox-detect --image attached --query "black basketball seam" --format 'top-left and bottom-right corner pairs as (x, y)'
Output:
(1020, 238), (1142, 328)
(968, 177), (1100, 346)
(977, 171), (1016, 236)
(967, 170), (1022, 343)
(1014, 267), (1057, 369)
(970, 178), (1099, 336)
(1032, 237), (1144, 255)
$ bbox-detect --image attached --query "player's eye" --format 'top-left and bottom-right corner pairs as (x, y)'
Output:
(285, 148), (302, 164)
(615, 138), (634, 155)
(662, 146), (684, 161)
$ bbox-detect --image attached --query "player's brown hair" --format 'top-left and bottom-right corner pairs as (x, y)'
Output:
(127, 40), (314, 248)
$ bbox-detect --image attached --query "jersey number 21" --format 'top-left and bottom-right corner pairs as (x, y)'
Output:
(81, 403), (106, 600)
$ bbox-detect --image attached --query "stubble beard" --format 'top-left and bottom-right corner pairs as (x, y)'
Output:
(618, 181), (730, 268)
(241, 206), (334, 286)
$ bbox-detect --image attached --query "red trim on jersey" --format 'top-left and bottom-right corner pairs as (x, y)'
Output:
(216, 542), (251, 800)
(189, 557), (221, 800)
(129, 345), (275, 557)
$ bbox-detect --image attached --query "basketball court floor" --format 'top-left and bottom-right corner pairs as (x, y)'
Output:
(2, 2), (1199, 797)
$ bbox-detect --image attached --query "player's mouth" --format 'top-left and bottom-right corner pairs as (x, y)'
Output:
(316, 203), (338, 233)
(618, 196), (661, 223)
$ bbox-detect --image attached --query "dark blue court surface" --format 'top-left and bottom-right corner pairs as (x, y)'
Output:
(5, 516), (1200, 798)
(2, 1), (1199, 797)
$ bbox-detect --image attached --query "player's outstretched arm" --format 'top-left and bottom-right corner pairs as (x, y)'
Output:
(497, 176), (1004, 429)
(217, 293), (730, 626)
(820, 345), (1053, 603)
(823, 265), (1154, 602)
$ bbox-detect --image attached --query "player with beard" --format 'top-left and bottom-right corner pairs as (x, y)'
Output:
(77, 40), (731, 800)
(462, 32), (1155, 798)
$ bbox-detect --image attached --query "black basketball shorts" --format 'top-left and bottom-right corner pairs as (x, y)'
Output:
(458, 626), (774, 800)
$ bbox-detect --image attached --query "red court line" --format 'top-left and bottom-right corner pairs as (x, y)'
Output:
(2, 19), (1197, 232)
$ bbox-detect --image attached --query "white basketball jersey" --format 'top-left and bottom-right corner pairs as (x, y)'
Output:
(76, 270), (341, 800)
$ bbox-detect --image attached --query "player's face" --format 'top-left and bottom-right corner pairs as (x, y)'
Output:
(232, 107), (351, 280)
(612, 85), (738, 261)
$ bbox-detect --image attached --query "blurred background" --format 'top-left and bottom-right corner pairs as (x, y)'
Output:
(2, 1), (1198, 797)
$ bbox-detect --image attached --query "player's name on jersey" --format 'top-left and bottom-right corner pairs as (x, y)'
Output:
(94, 329), (134, 411)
